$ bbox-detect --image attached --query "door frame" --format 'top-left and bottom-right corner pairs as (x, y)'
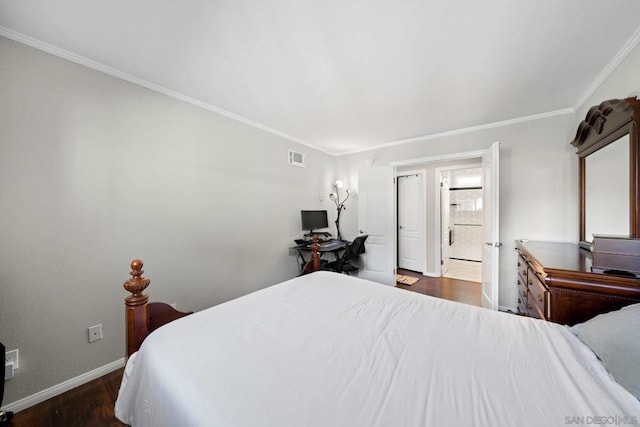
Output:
(434, 163), (483, 277)
(396, 170), (427, 274)
(392, 150), (486, 275)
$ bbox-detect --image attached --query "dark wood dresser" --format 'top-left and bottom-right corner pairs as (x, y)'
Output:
(515, 240), (640, 325)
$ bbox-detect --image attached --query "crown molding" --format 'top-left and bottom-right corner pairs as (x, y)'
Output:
(573, 25), (640, 112)
(3, 25), (632, 158)
(336, 108), (574, 156)
(0, 27), (333, 156)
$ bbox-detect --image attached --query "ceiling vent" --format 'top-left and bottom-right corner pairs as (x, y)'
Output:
(288, 150), (306, 168)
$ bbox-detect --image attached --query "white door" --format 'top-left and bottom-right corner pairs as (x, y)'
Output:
(358, 166), (396, 286)
(397, 174), (425, 273)
(481, 142), (500, 310)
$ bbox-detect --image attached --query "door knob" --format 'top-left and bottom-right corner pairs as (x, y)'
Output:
(359, 229), (367, 234)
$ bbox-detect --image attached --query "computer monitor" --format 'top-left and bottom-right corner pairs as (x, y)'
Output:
(301, 210), (329, 234)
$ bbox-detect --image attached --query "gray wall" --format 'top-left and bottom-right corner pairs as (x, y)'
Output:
(0, 36), (334, 404)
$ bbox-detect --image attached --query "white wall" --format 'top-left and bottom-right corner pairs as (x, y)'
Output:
(335, 113), (577, 309)
(335, 35), (640, 307)
(576, 41), (640, 120)
(0, 36), (335, 405)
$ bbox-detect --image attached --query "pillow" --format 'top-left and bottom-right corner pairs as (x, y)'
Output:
(570, 303), (640, 400)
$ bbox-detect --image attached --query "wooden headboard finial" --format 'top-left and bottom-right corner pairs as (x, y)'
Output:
(124, 259), (151, 357)
(299, 234), (322, 275)
(122, 259), (193, 358)
(123, 259), (150, 303)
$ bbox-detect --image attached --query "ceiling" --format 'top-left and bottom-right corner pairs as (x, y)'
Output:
(1, 1), (640, 155)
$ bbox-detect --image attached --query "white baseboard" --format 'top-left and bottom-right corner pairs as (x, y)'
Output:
(2, 358), (125, 413)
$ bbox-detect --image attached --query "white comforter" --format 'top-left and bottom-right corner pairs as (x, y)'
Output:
(115, 272), (640, 426)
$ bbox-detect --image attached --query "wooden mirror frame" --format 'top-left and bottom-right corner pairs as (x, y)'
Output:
(570, 97), (640, 248)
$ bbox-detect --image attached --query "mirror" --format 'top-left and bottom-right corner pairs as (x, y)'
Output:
(584, 134), (629, 242)
(571, 97), (639, 248)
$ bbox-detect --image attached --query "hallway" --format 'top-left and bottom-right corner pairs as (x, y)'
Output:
(396, 268), (482, 307)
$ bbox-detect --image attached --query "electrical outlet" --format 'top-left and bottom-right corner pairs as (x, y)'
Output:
(5, 349), (18, 370)
(88, 324), (102, 343)
(5, 349), (18, 380)
(5, 361), (13, 380)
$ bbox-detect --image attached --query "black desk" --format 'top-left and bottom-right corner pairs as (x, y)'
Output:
(292, 240), (348, 271)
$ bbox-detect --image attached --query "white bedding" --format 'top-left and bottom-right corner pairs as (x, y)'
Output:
(115, 271), (640, 426)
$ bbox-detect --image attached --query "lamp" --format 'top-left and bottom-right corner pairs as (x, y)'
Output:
(329, 180), (353, 240)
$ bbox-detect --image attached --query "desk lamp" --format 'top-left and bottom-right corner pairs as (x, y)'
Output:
(329, 180), (354, 240)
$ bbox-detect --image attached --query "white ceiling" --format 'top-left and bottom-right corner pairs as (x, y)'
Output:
(2, 1), (640, 155)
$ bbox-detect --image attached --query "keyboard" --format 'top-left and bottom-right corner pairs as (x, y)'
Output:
(294, 239), (342, 248)
(295, 238), (334, 245)
(319, 239), (343, 248)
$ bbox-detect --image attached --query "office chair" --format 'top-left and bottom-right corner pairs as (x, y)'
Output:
(325, 235), (368, 274)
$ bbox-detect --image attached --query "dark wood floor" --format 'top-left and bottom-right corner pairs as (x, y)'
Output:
(396, 268), (482, 307)
(9, 272), (479, 426)
(9, 368), (126, 427)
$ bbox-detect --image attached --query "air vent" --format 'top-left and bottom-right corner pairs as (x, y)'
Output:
(288, 150), (306, 168)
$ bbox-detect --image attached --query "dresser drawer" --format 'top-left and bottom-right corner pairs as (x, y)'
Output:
(527, 268), (548, 319)
(517, 253), (528, 282)
(517, 297), (527, 315)
(517, 276), (527, 297)
(516, 251), (529, 315)
(526, 290), (544, 319)
(517, 276), (527, 310)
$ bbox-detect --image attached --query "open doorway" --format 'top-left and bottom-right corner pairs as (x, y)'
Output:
(361, 143), (500, 309)
(439, 166), (483, 283)
(395, 156), (483, 278)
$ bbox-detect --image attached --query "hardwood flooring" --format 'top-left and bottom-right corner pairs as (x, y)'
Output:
(9, 271), (480, 426)
(9, 368), (126, 427)
(396, 268), (482, 307)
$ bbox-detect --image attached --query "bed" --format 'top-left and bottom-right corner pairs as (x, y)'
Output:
(115, 245), (640, 426)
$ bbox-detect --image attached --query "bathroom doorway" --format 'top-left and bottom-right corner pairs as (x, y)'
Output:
(439, 165), (483, 283)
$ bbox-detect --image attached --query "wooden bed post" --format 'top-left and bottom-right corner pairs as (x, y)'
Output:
(299, 235), (322, 275)
(122, 259), (193, 358)
(123, 259), (150, 358)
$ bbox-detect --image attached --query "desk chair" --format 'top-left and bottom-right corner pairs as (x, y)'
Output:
(325, 235), (368, 275)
